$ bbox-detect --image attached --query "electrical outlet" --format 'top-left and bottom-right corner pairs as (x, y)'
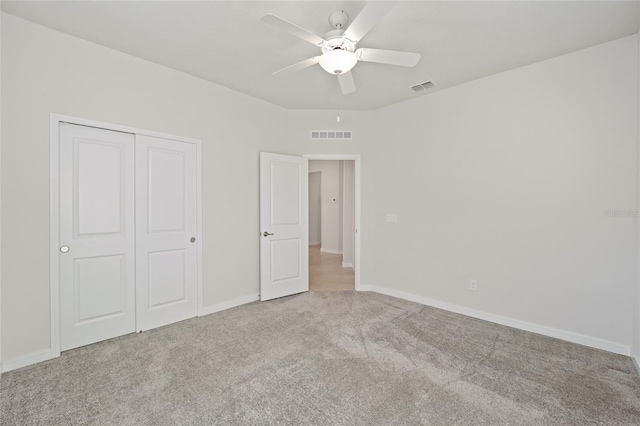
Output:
(470, 280), (477, 291)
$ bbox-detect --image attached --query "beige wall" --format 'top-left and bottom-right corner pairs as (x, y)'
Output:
(288, 37), (638, 350)
(0, 12), (3, 371)
(634, 30), (640, 361)
(287, 110), (378, 286)
(0, 13), (287, 362)
(308, 171), (321, 245)
(373, 35), (638, 347)
(342, 160), (356, 267)
(308, 160), (343, 253)
(2, 11), (639, 366)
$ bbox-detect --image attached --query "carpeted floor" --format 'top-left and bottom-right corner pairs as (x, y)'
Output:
(1, 291), (639, 425)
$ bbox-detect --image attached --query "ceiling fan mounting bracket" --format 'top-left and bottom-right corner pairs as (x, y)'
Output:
(328, 10), (349, 30)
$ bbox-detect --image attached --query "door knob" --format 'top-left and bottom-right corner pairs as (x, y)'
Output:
(190, 237), (196, 243)
(262, 231), (274, 237)
(60, 245), (70, 253)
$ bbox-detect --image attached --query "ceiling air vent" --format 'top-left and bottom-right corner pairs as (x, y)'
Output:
(410, 80), (435, 92)
(310, 130), (352, 140)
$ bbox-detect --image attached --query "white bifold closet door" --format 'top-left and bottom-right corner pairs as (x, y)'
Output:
(59, 123), (136, 351)
(59, 123), (198, 351)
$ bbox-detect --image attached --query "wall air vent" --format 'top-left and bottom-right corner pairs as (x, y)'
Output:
(410, 80), (435, 92)
(310, 130), (352, 140)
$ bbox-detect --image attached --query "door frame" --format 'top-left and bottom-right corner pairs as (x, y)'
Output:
(49, 113), (203, 358)
(303, 154), (362, 291)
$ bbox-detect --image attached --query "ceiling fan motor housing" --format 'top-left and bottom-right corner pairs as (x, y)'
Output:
(321, 30), (356, 54)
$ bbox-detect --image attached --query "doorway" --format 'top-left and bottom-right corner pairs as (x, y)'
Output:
(307, 158), (358, 291)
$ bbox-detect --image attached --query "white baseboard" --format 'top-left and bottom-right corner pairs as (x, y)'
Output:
(632, 350), (640, 377)
(199, 293), (260, 317)
(309, 241), (320, 246)
(363, 285), (630, 356)
(342, 262), (353, 268)
(320, 248), (343, 255)
(2, 349), (59, 373)
(3, 296), (260, 373)
(4, 290), (631, 372)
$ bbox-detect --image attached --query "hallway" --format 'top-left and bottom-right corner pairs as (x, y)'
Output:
(309, 245), (355, 291)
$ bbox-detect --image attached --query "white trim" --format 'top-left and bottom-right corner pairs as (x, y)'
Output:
(304, 154), (361, 291)
(199, 294), (260, 317)
(49, 116), (62, 361)
(196, 138), (203, 317)
(320, 248), (342, 255)
(309, 241), (321, 246)
(365, 285), (631, 356)
(358, 284), (375, 292)
(342, 262), (353, 268)
(632, 350), (640, 377)
(2, 349), (58, 373)
(50, 113), (203, 364)
(51, 114), (200, 144)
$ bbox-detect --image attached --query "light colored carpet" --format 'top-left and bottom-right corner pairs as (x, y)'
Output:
(1, 291), (639, 425)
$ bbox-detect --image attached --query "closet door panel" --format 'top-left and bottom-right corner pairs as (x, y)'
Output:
(135, 135), (198, 331)
(59, 123), (136, 351)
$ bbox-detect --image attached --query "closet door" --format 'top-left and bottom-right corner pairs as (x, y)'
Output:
(59, 123), (136, 351)
(135, 135), (198, 331)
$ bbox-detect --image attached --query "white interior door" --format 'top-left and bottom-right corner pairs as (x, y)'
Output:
(59, 123), (136, 351)
(135, 134), (198, 331)
(260, 152), (309, 301)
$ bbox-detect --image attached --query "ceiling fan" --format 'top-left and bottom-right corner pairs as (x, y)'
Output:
(261, 1), (421, 95)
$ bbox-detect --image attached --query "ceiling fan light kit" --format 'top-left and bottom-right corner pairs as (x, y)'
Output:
(261, 0), (421, 95)
(319, 49), (357, 75)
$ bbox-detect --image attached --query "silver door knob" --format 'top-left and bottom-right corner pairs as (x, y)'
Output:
(190, 237), (196, 243)
(262, 231), (274, 237)
(60, 246), (70, 253)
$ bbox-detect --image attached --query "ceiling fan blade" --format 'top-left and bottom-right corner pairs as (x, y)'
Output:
(261, 13), (325, 46)
(338, 71), (356, 94)
(356, 48), (421, 67)
(272, 56), (320, 76)
(343, 1), (396, 43)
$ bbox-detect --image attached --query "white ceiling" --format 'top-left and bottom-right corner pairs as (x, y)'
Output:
(2, 1), (638, 110)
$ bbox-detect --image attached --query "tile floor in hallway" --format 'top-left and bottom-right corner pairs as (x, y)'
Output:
(309, 244), (355, 291)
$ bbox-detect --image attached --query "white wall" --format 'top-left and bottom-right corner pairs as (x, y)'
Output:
(338, 162), (344, 252)
(342, 161), (355, 267)
(0, 13), (287, 363)
(0, 13), (3, 372)
(634, 30), (640, 365)
(2, 11), (638, 368)
(373, 35), (638, 348)
(309, 171), (321, 245)
(309, 160), (343, 253)
(287, 110), (376, 285)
